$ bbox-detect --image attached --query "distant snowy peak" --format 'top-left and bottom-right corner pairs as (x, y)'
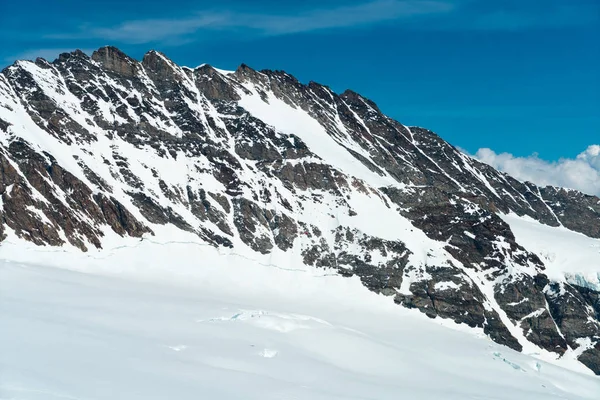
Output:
(1, 46), (599, 374)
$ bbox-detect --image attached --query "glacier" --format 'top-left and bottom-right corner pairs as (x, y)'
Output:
(1, 243), (599, 399)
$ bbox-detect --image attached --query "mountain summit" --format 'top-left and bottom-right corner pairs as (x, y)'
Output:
(1, 47), (599, 374)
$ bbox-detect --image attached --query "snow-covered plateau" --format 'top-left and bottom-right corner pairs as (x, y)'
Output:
(1, 237), (599, 400)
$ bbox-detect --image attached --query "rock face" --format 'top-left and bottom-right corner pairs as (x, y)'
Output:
(1, 47), (599, 374)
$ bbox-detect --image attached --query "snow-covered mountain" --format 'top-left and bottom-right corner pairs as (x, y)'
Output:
(0, 46), (599, 379)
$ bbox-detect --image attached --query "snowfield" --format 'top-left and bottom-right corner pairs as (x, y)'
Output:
(1, 238), (599, 400)
(502, 213), (600, 290)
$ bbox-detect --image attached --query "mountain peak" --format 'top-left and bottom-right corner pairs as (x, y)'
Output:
(234, 63), (263, 81)
(91, 46), (139, 77)
(341, 89), (381, 113)
(142, 49), (173, 65)
(54, 49), (90, 65)
(141, 49), (179, 76)
(92, 45), (129, 60)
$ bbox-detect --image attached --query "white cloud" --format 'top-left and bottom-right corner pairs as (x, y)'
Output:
(37, 1), (599, 47)
(238, 0), (455, 35)
(475, 145), (600, 196)
(47, 0), (455, 44)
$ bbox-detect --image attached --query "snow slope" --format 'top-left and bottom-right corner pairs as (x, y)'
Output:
(502, 213), (600, 290)
(237, 84), (398, 187)
(1, 241), (600, 400)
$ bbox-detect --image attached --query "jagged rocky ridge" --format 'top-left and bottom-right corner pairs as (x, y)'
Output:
(1, 46), (599, 374)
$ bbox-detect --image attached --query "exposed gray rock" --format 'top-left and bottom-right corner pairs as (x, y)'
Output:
(495, 276), (567, 353)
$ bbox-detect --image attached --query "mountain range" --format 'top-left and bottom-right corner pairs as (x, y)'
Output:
(1, 46), (599, 375)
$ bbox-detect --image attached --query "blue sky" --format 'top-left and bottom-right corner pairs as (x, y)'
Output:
(1, 0), (598, 164)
